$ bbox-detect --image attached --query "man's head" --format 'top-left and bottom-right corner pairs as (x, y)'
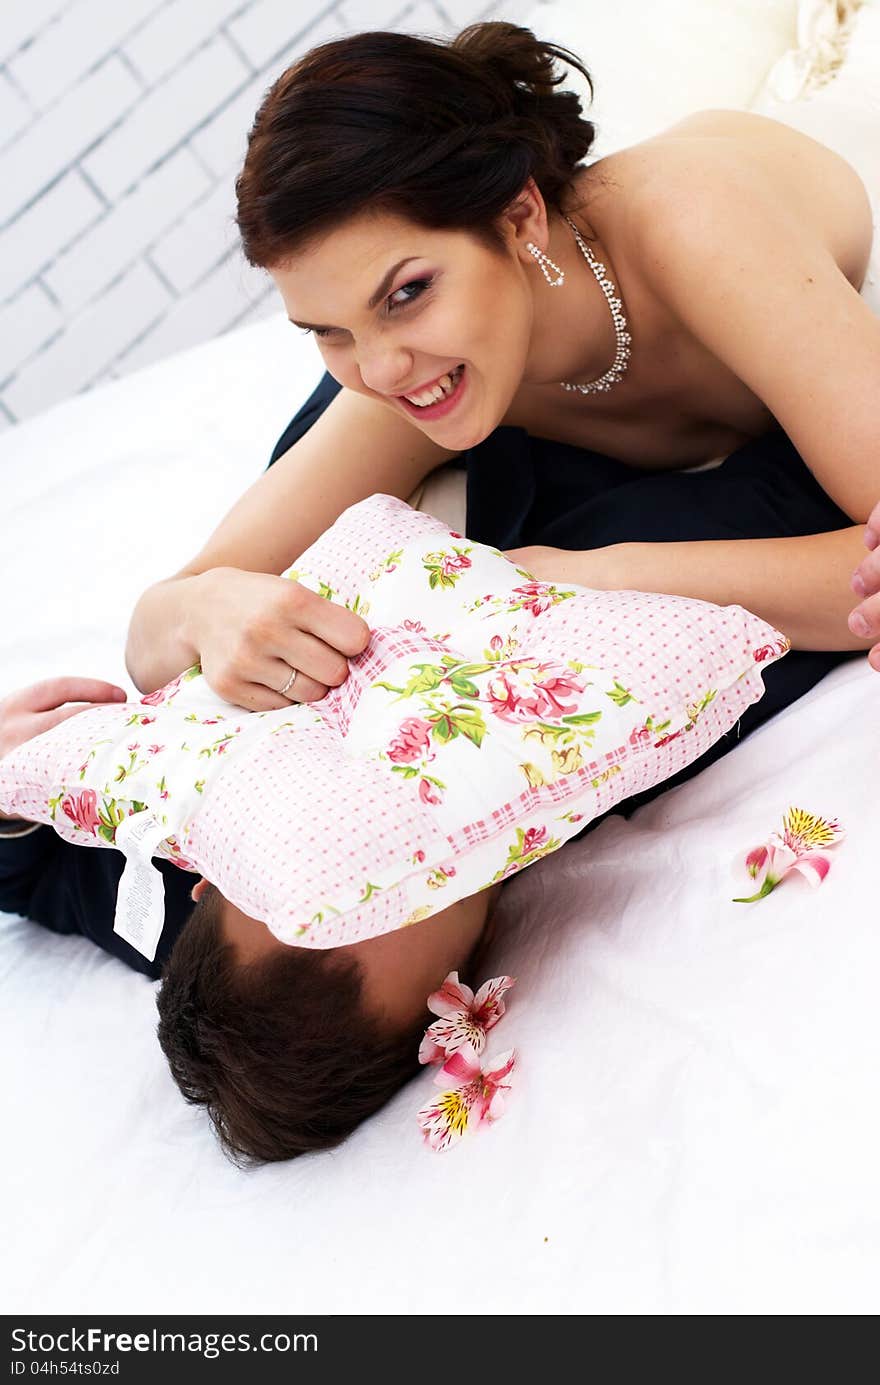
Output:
(156, 877), (502, 1166)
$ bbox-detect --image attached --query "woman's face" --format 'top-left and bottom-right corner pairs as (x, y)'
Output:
(268, 204), (540, 451)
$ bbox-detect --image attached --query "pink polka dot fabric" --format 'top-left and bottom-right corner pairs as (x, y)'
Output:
(0, 494), (790, 947)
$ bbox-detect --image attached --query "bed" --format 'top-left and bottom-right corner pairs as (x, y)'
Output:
(3, 0), (879, 1315)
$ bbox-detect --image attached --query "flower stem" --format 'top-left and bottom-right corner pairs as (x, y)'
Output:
(732, 878), (777, 904)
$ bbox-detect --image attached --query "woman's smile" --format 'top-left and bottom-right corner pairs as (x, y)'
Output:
(396, 363), (468, 420)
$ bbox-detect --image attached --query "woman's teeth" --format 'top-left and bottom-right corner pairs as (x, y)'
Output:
(404, 364), (463, 407)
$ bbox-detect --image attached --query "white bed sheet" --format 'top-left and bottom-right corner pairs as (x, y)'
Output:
(2, 313), (879, 1316)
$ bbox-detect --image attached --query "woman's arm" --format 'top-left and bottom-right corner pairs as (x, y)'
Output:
(514, 525), (874, 651)
(850, 498), (880, 669)
(124, 572), (211, 697)
(125, 387), (458, 693)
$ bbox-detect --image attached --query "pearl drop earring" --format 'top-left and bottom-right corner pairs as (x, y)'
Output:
(526, 240), (565, 288)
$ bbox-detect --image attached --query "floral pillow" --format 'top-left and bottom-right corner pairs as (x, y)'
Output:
(0, 494), (789, 960)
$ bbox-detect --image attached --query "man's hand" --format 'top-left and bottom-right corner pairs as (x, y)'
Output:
(0, 677), (127, 822)
(849, 503), (880, 671)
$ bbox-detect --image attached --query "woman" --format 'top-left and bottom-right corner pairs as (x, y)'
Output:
(850, 500), (880, 667)
(3, 23), (877, 1163)
(125, 23), (878, 715)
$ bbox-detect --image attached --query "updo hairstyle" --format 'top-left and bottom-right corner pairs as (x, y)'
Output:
(235, 21), (598, 268)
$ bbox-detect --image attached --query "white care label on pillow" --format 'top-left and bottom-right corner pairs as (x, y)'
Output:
(113, 811), (170, 961)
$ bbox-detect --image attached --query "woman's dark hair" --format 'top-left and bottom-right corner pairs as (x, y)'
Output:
(235, 21), (597, 268)
(155, 884), (431, 1166)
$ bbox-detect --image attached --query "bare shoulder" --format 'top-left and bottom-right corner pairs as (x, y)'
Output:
(615, 108), (873, 289)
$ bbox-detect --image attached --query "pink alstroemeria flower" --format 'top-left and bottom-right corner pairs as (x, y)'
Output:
(733, 806), (844, 903)
(416, 1042), (517, 1152)
(418, 970), (516, 1064)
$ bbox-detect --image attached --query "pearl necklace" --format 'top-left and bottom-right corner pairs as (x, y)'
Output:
(558, 214), (632, 394)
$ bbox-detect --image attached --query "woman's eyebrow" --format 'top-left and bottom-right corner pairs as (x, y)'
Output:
(288, 256), (421, 331)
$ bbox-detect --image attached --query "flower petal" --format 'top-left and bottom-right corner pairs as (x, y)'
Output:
(485, 1088), (510, 1122)
(767, 842), (797, 880)
(416, 1088), (473, 1151)
(788, 851), (833, 888)
(471, 974), (516, 1030)
(417, 1031), (447, 1066)
(423, 1014), (487, 1060)
(426, 970), (475, 1019)
(473, 1050), (517, 1125)
(482, 1048), (517, 1086)
(782, 806), (844, 854)
(434, 1041), (482, 1089)
(745, 844), (770, 885)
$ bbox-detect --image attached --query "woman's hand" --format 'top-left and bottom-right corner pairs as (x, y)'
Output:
(849, 503), (880, 671)
(189, 567), (372, 711)
(0, 677), (127, 821)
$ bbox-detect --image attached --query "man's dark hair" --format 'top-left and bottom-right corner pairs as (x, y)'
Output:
(156, 884), (431, 1166)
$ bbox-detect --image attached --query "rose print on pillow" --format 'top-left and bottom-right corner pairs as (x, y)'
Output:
(421, 544), (473, 590)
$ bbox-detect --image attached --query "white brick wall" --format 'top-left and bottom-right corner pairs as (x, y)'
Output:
(0, 286), (63, 384)
(44, 149), (213, 313)
(124, 1), (250, 88)
(3, 58), (141, 212)
(0, 69), (32, 141)
(3, 261), (173, 417)
(149, 177), (242, 294)
(0, 1), (73, 65)
(0, 0), (534, 426)
(0, 172), (104, 302)
(81, 37), (251, 201)
(8, 0), (158, 108)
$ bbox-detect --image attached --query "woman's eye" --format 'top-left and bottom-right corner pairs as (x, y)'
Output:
(299, 278), (432, 340)
(388, 278), (432, 311)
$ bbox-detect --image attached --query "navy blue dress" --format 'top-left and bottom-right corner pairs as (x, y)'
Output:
(0, 371), (857, 977)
